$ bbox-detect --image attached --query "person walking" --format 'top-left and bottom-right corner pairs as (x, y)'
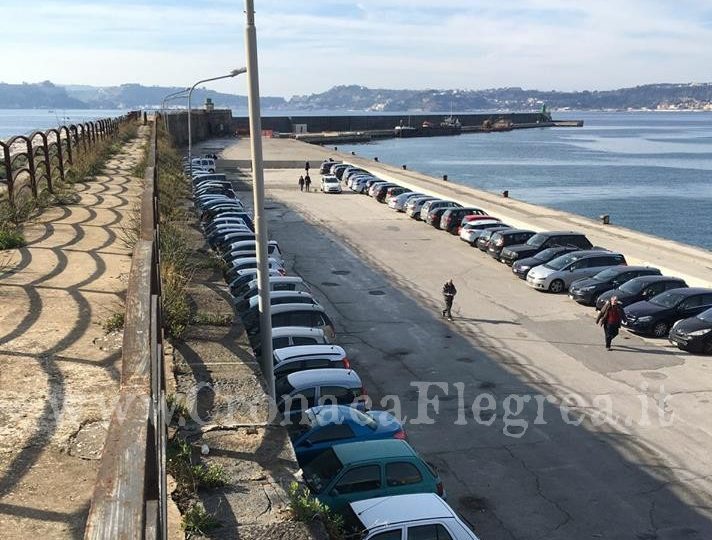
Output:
(298, 175), (305, 192)
(596, 296), (626, 350)
(305, 161), (310, 174)
(442, 279), (457, 320)
(304, 174), (312, 192)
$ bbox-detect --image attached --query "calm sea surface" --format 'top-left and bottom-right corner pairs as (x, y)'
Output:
(0, 109), (127, 139)
(339, 112), (712, 251)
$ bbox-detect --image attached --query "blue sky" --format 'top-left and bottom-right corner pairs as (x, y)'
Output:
(3, 0), (712, 97)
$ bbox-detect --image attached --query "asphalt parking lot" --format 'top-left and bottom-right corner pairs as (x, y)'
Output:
(247, 168), (712, 540)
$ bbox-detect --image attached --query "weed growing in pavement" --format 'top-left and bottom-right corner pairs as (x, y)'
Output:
(167, 437), (229, 491)
(0, 224), (25, 250)
(181, 502), (221, 538)
(166, 393), (190, 425)
(288, 482), (345, 539)
(117, 201), (142, 250)
(191, 311), (233, 326)
(102, 312), (125, 333)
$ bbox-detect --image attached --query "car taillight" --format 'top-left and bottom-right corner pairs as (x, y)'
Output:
(342, 357), (351, 369)
(393, 429), (407, 440)
(436, 481), (444, 497)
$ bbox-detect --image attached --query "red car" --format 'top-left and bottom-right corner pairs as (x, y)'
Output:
(457, 213), (500, 233)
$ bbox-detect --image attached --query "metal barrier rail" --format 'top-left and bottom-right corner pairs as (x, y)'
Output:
(84, 119), (167, 539)
(0, 111), (140, 208)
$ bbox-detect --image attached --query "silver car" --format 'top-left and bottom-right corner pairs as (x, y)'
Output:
(389, 192), (423, 211)
(526, 250), (627, 293)
(406, 196), (438, 219)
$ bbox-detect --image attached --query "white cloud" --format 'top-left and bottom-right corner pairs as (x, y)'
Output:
(2, 0), (711, 96)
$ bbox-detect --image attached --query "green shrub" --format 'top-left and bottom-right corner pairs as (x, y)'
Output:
(288, 482), (345, 538)
(0, 226), (25, 250)
(181, 502), (220, 537)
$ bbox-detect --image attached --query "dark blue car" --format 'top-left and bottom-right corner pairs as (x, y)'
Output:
(288, 405), (405, 467)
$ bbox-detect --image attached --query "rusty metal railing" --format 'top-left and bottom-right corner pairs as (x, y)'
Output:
(0, 112), (140, 209)
(84, 118), (167, 539)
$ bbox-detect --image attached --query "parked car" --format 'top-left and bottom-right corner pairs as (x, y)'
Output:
(222, 239), (283, 265)
(568, 266), (662, 305)
(389, 192), (423, 211)
(526, 251), (627, 293)
(382, 186), (411, 203)
(623, 288), (712, 337)
(224, 256), (285, 282)
(440, 207), (489, 234)
(426, 205), (461, 228)
(320, 175), (342, 193)
(228, 268), (281, 296)
(302, 440), (443, 514)
(350, 175), (376, 193)
(233, 275), (310, 307)
(475, 226), (512, 251)
(332, 164), (353, 180)
(420, 200), (460, 222)
(669, 307), (712, 354)
(320, 160), (341, 174)
(273, 344), (350, 382)
(406, 197), (439, 219)
(595, 275), (689, 310)
(246, 303), (336, 346)
(244, 291), (319, 316)
(347, 494), (481, 540)
(487, 229), (536, 261)
(372, 183), (400, 202)
(289, 405), (406, 466)
(276, 368), (365, 423)
(369, 182), (398, 198)
(343, 167), (371, 184)
(459, 220), (508, 245)
(266, 327), (331, 356)
(499, 231), (593, 266)
(511, 246), (581, 279)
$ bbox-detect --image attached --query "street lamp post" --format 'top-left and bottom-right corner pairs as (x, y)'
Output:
(244, 0), (274, 398)
(161, 88), (189, 132)
(187, 68), (246, 176)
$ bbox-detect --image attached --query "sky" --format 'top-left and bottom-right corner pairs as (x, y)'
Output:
(2, 0), (712, 98)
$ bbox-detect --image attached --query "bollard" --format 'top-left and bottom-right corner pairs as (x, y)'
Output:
(351, 151), (356, 155)
(600, 214), (610, 225)
(443, 174), (448, 182)
(374, 157), (379, 162)
(502, 190), (509, 198)
(334, 146), (338, 150)
(402, 164), (407, 170)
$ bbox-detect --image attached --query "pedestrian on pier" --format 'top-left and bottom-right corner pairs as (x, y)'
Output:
(442, 279), (457, 320)
(305, 161), (311, 173)
(298, 175), (305, 191)
(596, 296), (626, 350)
(305, 174), (312, 192)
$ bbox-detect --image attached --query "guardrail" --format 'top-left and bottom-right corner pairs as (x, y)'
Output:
(84, 118), (167, 539)
(0, 112), (140, 209)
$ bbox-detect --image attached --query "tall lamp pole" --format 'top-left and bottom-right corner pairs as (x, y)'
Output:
(161, 88), (189, 132)
(244, 0), (274, 398)
(188, 68), (246, 175)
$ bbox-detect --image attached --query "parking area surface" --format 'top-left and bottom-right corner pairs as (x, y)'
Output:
(252, 169), (712, 540)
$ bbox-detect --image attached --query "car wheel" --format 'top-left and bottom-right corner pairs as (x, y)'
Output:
(704, 341), (712, 355)
(652, 321), (669, 338)
(549, 279), (565, 294)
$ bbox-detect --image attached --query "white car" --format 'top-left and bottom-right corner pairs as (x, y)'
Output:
(459, 220), (506, 244)
(350, 493), (480, 539)
(321, 175), (342, 193)
(526, 250), (626, 293)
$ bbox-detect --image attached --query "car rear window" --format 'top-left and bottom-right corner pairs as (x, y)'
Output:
(302, 449), (344, 493)
(386, 462), (423, 487)
(334, 465), (381, 494)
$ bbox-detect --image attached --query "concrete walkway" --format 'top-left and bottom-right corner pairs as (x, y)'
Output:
(0, 128), (146, 538)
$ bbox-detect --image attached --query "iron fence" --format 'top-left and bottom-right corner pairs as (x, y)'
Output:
(84, 118), (167, 539)
(0, 112), (140, 208)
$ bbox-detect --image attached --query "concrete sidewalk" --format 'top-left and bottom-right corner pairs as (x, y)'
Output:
(0, 129), (146, 538)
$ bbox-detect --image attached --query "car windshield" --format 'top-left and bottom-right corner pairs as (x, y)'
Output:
(649, 291), (686, 308)
(545, 253), (579, 271)
(526, 233), (548, 248)
(302, 449), (343, 493)
(593, 268), (620, 282)
(698, 308), (712, 322)
(618, 278), (647, 294)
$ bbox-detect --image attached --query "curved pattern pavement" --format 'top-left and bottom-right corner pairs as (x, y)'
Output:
(0, 127), (147, 538)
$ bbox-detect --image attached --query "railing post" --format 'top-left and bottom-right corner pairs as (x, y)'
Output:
(39, 132), (53, 193)
(25, 136), (38, 199)
(0, 141), (14, 209)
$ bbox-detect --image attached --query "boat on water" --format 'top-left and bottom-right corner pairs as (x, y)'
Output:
(394, 116), (462, 138)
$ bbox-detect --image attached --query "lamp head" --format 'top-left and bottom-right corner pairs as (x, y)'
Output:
(230, 67), (247, 77)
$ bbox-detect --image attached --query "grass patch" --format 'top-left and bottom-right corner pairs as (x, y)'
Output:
(168, 437), (229, 492)
(288, 482), (345, 539)
(181, 502), (220, 538)
(165, 393), (190, 426)
(0, 225), (25, 250)
(102, 311), (125, 333)
(191, 312), (232, 326)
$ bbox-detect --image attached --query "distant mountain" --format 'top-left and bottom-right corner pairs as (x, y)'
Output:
(2, 81), (712, 111)
(0, 81), (85, 109)
(288, 83), (712, 112)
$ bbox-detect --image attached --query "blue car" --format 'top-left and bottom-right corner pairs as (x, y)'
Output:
(288, 405), (406, 467)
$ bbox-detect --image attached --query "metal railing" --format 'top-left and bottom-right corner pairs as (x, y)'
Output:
(0, 112), (140, 208)
(84, 119), (167, 539)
